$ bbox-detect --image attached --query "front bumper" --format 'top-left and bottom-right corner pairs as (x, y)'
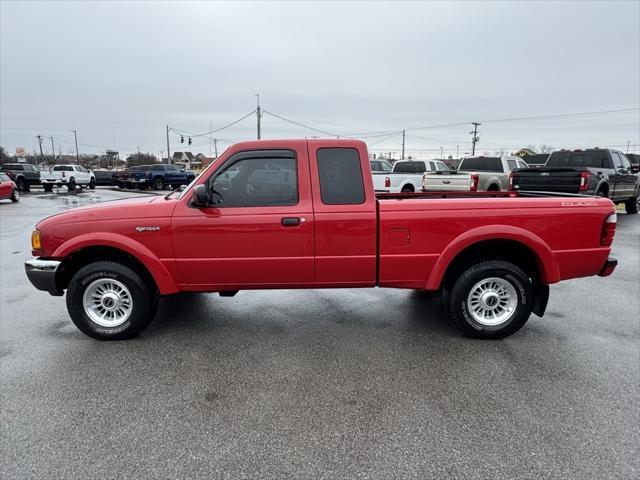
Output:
(25, 258), (63, 296)
(598, 256), (618, 277)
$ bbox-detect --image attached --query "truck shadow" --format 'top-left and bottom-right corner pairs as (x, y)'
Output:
(145, 289), (460, 340)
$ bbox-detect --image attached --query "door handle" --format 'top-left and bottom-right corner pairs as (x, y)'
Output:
(281, 217), (302, 226)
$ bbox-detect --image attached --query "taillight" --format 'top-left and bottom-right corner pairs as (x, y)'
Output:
(508, 171), (514, 191)
(600, 213), (617, 246)
(385, 176), (390, 188)
(579, 171), (590, 191)
(470, 174), (479, 192)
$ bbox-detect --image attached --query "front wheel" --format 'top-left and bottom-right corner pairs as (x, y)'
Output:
(67, 179), (76, 192)
(625, 192), (639, 214)
(43, 184), (53, 192)
(16, 178), (27, 192)
(10, 188), (20, 202)
(66, 261), (158, 340)
(447, 260), (533, 339)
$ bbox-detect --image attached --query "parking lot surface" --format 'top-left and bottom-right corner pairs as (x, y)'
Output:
(1, 188), (638, 479)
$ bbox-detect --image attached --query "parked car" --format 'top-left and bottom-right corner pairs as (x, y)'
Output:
(0, 163), (41, 191)
(373, 159), (450, 193)
(626, 153), (640, 173)
(510, 148), (640, 214)
(0, 172), (20, 202)
(92, 169), (119, 186)
(129, 164), (196, 190)
(25, 139), (618, 341)
(423, 155), (527, 192)
(40, 165), (96, 192)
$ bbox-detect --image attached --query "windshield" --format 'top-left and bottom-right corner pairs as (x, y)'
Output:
(459, 157), (503, 172)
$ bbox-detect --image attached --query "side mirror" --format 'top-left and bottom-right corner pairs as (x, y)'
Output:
(181, 168), (185, 172)
(192, 184), (209, 207)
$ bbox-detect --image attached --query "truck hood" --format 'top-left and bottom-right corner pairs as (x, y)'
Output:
(36, 196), (173, 228)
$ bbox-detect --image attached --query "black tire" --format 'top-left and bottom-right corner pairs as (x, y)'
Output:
(67, 178), (76, 192)
(138, 183), (148, 190)
(625, 192), (639, 214)
(447, 260), (533, 339)
(153, 177), (165, 190)
(66, 261), (158, 340)
(10, 188), (19, 202)
(595, 189), (606, 198)
(89, 178), (96, 190)
(16, 177), (27, 192)
(117, 182), (125, 189)
(43, 184), (53, 192)
(487, 184), (500, 192)
(401, 185), (414, 193)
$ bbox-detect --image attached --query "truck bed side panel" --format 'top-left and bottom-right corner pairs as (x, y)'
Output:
(377, 197), (614, 289)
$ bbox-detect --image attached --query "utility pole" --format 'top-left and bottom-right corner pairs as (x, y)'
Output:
(440, 147), (443, 159)
(49, 137), (56, 164)
(401, 129), (406, 159)
(214, 138), (218, 157)
(470, 122), (481, 156)
(256, 93), (261, 140)
(627, 140), (630, 153)
(209, 121), (213, 157)
(72, 130), (80, 164)
(166, 125), (171, 164)
(456, 145), (460, 159)
(36, 135), (44, 167)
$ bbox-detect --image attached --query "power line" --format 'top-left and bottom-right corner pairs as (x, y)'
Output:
(170, 110), (256, 138)
(262, 109), (339, 137)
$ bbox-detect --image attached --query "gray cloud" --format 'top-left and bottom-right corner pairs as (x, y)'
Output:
(1, 0), (639, 158)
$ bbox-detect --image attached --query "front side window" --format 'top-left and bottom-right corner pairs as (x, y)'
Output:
(380, 161), (392, 172)
(507, 160), (517, 171)
(211, 156), (297, 207)
(317, 148), (365, 205)
(435, 161), (449, 171)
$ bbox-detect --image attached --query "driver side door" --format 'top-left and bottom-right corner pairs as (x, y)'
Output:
(171, 147), (315, 290)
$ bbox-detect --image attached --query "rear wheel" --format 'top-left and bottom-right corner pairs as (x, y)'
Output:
(447, 260), (533, 339)
(67, 178), (76, 192)
(66, 261), (158, 340)
(89, 178), (96, 189)
(595, 189), (606, 198)
(16, 177), (27, 192)
(10, 188), (19, 202)
(401, 185), (414, 193)
(625, 192), (639, 214)
(43, 184), (53, 192)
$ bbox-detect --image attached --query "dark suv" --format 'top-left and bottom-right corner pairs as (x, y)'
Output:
(0, 163), (41, 191)
(511, 148), (640, 214)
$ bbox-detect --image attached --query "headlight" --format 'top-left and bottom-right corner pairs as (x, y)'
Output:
(31, 230), (42, 250)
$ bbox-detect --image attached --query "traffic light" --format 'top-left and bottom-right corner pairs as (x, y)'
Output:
(188, 137), (192, 145)
(180, 135), (184, 143)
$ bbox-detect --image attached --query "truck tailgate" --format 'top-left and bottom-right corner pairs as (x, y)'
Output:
(512, 168), (581, 193)
(423, 172), (471, 191)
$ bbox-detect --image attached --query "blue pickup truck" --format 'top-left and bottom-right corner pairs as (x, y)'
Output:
(129, 164), (197, 190)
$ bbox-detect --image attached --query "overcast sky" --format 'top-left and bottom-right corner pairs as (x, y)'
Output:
(1, 0), (639, 159)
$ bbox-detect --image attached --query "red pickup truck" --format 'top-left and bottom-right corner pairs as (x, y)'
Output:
(25, 139), (618, 341)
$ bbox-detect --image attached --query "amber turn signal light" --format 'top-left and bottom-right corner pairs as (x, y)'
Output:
(31, 230), (42, 250)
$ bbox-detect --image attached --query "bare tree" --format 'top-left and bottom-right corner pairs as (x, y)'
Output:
(126, 152), (158, 167)
(538, 144), (555, 153)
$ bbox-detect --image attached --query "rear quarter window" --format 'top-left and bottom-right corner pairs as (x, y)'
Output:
(317, 148), (365, 205)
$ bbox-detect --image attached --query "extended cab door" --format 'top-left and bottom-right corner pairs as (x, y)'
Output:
(307, 140), (377, 286)
(171, 143), (314, 290)
(611, 151), (636, 200)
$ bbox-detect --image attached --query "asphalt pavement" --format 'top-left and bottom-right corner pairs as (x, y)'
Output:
(1, 188), (638, 479)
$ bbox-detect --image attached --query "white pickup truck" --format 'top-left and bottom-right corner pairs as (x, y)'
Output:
(373, 159), (450, 193)
(422, 155), (528, 192)
(40, 165), (96, 192)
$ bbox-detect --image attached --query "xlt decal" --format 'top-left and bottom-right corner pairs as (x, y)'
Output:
(135, 226), (160, 232)
(561, 201), (598, 207)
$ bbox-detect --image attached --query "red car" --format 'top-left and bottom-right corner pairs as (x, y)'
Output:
(0, 172), (20, 202)
(24, 139), (617, 341)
